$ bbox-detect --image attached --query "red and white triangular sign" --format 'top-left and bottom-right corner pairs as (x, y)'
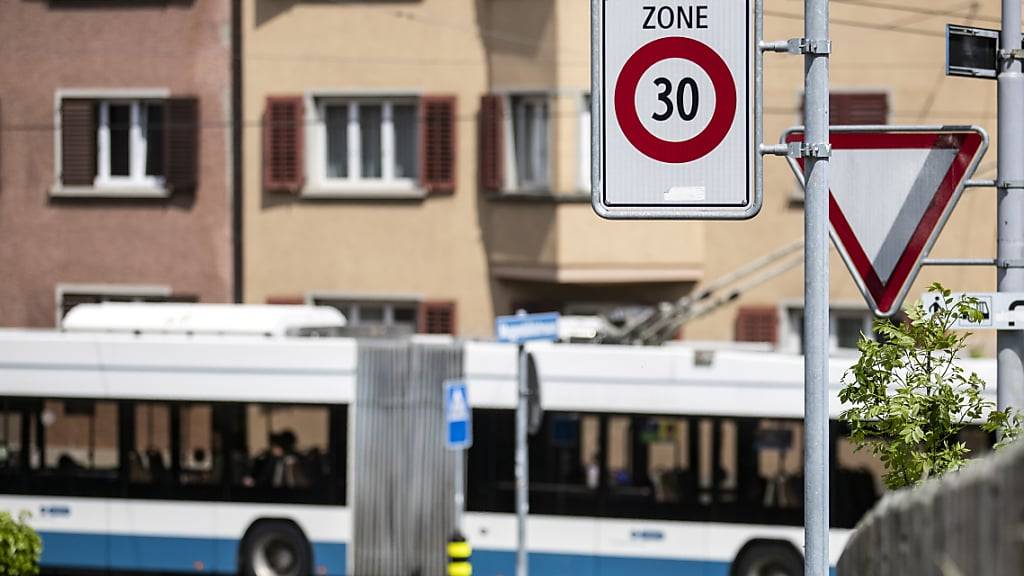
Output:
(785, 127), (987, 317)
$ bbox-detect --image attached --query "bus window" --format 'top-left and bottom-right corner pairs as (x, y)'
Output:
(130, 403), (172, 485)
(230, 404), (331, 503)
(31, 400), (119, 496)
(832, 432), (883, 529)
(466, 408), (515, 513)
(0, 402), (24, 491)
(529, 412), (602, 517)
(179, 404), (219, 487)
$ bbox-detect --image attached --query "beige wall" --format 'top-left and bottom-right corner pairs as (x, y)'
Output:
(244, 0), (1000, 349)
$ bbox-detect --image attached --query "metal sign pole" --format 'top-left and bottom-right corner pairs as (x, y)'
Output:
(454, 449), (464, 536)
(803, 0), (830, 571)
(997, 0), (1024, 414)
(514, 344), (529, 576)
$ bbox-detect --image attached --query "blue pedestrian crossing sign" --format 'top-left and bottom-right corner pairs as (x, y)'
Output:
(444, 380), (472, 450)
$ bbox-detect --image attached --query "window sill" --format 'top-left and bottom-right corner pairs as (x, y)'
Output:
(301, 187), (426, 200)
(489, 191), (591, 204)
(50, 185), (170, 199)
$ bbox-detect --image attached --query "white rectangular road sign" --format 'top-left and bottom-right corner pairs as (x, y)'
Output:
(592, 0), (757, 219)
(921, 291), (1024, 330)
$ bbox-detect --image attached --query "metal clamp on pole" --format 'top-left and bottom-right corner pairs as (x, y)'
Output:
(447, 533), (473, 576)
(791, 142), (832, 158)
(996, 179), (1024, 189)
(1000, 48), (1024, 61)
(760, 38), (832, 55)
(997, 258), (1024, 269)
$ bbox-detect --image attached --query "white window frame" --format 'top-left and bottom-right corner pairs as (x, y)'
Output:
(306, 95), (420, 197)
(579, 93), (592, 193)
(308, 293), (422, 329)
(505, 93), (551, 193)
(779, 301), (876, 356)
(52, 89), (170, 198)
(94, 100), (165, 190)
(55, 283), (172, 327)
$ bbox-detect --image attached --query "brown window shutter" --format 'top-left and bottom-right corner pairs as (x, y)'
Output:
(263, 96), (304, 193)
(734, 306), (779, 343)
(164, 97), (199, 192)
(479, 95), (504, 192)
(61, 99), (97, 186)
(830, 93), (888, 126)
(418, 300), (457, 335)
(420, 95), (457, 194)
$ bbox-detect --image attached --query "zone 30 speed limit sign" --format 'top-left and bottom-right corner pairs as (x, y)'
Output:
(592, 0), (758, 220)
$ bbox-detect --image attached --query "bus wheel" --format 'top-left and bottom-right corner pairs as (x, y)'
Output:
(241, 521), (311, 576)
(732, 542), (803, 576)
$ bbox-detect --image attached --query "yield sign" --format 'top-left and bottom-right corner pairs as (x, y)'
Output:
(784, 126), (988, 317)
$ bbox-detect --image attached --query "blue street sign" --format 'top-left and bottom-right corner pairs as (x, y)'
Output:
(444, 380), (472, 450)
(495, 312), (561, 344)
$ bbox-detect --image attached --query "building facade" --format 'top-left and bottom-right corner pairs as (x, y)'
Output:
(0, 1), (236, 327)
(243, 0), (1001, 352)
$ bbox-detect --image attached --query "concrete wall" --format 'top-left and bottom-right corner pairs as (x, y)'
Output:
(837, 441), (1024, 575)
(0, 0), (234, 327)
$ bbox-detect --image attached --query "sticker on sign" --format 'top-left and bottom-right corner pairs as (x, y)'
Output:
(592, 0), (756, 219)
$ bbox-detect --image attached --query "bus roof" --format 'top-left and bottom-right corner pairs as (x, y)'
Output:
(61, 302), (346, 337)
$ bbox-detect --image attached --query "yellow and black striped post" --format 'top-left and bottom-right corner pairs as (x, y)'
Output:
(447, 533), (472, 576)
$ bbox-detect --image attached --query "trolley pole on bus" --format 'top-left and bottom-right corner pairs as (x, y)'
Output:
(802, 0), (831, 571)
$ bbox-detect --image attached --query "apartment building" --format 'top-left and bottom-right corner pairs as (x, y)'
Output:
(0, 1), (236, 327)
(243, 0), (703, 338)
(244, 0), (1001, 351)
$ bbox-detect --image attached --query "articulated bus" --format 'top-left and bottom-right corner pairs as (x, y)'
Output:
(0, 322), (997, 575)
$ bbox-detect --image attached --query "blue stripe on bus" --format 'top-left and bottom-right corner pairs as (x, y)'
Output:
(472, 549), (731, 576)
(39, 531), (347, 575)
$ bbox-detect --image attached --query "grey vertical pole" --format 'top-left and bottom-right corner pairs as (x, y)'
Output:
(997, 0), (1024, 414)
(454, 449), (465, 535)
(803, 0), (830, 571)
(515, 344), (528, 576)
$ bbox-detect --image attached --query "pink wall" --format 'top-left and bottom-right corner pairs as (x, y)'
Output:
(0, 0), (234, 326)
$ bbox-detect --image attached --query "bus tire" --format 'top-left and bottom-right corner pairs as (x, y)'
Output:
(732, 542), (803, 576)
(240, 520), (312, 576)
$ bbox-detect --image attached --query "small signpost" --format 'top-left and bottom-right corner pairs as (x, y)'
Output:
(784, 126), (988, 317)
(922, 292), (1024, 330)
(591, 0), (758, 219)
(495, 312), (559, 576)
(444, 379), (472, 550)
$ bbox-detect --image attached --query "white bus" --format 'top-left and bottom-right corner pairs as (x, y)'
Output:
(0, 329), (356, 576)
(461, 341), (997, 576)
(0, 319), (998, 575)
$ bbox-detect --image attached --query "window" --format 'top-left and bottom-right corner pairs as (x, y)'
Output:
(57, 95), (197, 196)
(0, 401), (25, 487)
(225, 404), (339, 503)
(468, 410), (885, 529)
(314, 97), (419, 190)
(311, 295), (457, 336)
(509, 95), (550, 191)
(782, 305), (875, 355)
(96, 101), (165, 188)
(735, 306), (779, 344)
(56, 284), (195, 325)
(127, 402), (221, 494)
(579, 94), (591, 192)
(31, 400), (120, 495)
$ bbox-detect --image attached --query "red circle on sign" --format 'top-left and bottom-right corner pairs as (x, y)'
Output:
(614, 36), (737, 164)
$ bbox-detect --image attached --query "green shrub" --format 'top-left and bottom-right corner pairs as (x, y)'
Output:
(0, 511), (41, 575)
(840, 283), (1023, 489)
